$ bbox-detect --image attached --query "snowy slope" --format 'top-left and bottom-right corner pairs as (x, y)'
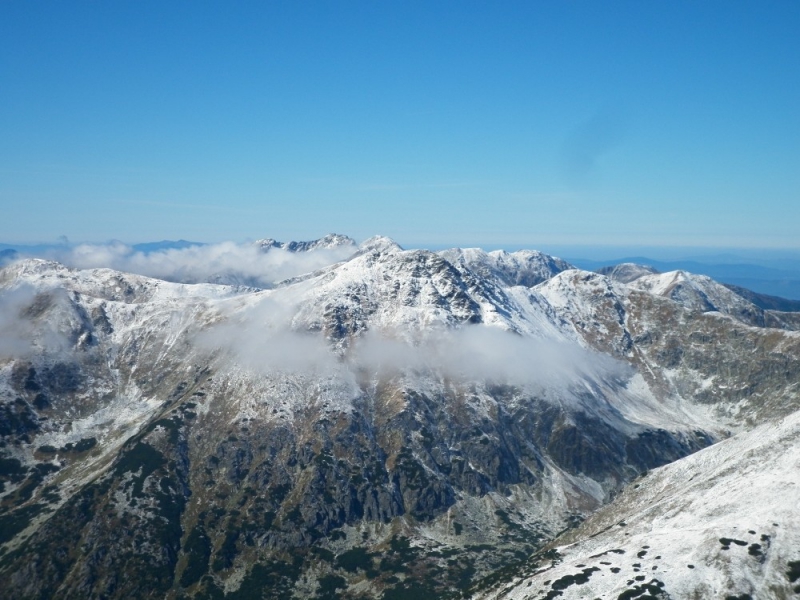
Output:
(630, 270), (784, 329)
(473, 410), (800, 599)
(440, 247), (573, 288)
(0, 258), (250, 303)
(537, 269), (800, 427)
(597, 262), (660, 284)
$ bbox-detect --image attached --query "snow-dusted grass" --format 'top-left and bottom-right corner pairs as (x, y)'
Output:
(476, 411), (800, 599)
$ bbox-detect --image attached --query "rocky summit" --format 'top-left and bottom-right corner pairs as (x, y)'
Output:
(1, 236), (799, 599)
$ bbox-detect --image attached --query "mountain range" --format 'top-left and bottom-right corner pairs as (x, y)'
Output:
(1, 235), (798, 599)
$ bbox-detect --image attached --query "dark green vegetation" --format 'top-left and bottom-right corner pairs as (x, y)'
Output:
(0, 502), (47, 544)
(719, 537), (748, 550)
(786, 560), (800, 594)
(180, 526), (212, 587)
(788, 559), (800, 583)
(60, 437), (97, 453)
(615, 578), (669, 599)
(467, 547), (564, 596)
(544, 566), (601, 597)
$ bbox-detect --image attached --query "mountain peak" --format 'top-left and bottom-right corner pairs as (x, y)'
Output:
(596, 262), (660, 283)
(358, 235), (403, 253)
(254, 233), (357, 252)
(439, 246), (573, 288)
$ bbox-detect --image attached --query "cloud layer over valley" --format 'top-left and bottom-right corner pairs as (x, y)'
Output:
(197, 295), (629, 394)
(30, 240), (358, 288)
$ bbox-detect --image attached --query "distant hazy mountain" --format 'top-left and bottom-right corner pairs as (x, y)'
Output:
(0, 248), (19, 266)
(573, 256), (800, 300)
(131, 239), (206, 253)
(255, 233), (358, 253)
(722, 282), (800, 312)
(596, 262), (660, 283)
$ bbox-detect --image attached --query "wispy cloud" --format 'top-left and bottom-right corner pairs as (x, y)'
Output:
(349, 326), (625, 387)
(560, 106), (629, 186)
(113, 199), (260, 213)
(0, 285), (71, 358)
(29, 241), (356, 288)
(350, 181), (488, 192)
(197, 294), (627, 391)
(297, 176), (488, 193)
(0, 286), (38, 358)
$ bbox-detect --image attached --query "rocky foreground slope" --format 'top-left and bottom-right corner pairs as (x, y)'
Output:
(472, 411), (800, 599)
(0, 236), (798, 599)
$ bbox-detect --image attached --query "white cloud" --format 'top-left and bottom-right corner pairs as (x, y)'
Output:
(0, 285), (38, 358)
(39, 241), (356, 287)
(0, 285), (73, 358)
(349, 326), (627, 388)
(197, 294), (627, 391)
(196, 298), (342, 377)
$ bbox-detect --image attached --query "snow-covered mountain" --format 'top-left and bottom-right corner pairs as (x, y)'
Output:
(255, 233), (358, 253)
(599, 263), (800, 330)
(472, 411), (800, 599)
(596, 261), (659, 284)
(439, 248), (573, 288)
(0, 235), (798, 599)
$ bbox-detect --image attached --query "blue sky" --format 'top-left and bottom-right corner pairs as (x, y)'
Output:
(1, 1), (798, 249)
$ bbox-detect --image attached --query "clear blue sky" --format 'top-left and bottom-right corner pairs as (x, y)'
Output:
(1, 1), (798, 249)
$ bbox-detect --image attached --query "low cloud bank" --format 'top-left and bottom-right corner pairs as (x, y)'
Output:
(350, 327), (625, 388)
(34, 241), (356, 287)
(197, 297), (344, 376)
(0, 286), (38, 358)
(0, 285), (72, 358)
(198, 299), (627, 389)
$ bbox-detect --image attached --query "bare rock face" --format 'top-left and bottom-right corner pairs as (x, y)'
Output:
(1, 238), (799, 599)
